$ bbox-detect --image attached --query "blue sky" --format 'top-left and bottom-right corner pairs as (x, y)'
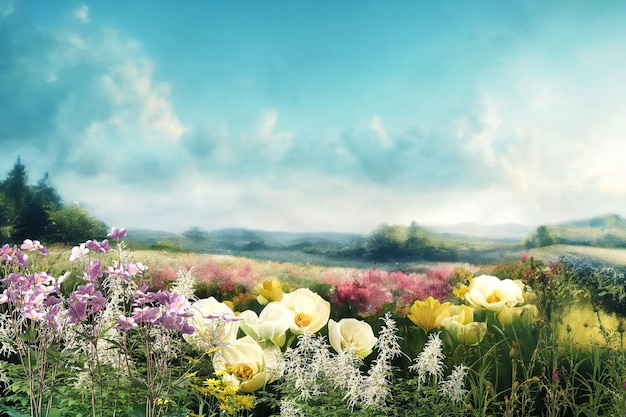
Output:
(2, 0), (626, 233)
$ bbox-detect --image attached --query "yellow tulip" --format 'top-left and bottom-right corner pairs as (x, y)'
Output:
(442, 305), (487, 346)
(407, 296), (453, 333)
(256, 278), (284, 304)
(328, 318), (378, 359)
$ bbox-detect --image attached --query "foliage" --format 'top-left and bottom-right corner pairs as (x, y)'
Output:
(2, 232), (626, 416)
(0, 158), (106, 245)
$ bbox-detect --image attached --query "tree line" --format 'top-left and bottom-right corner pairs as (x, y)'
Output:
(0, 158), (107, 244)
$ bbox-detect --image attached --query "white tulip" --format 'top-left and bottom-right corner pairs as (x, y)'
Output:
(328, 318), (377, 358)
(464, 275), (524, 312)
(239, 302), (295, 347)
(279, 288), (331, 334)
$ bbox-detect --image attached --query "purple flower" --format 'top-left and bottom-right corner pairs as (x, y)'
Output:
(85, 239), (111, 253)
(133, 287), (156, 306)
(23, 308), (45, 321)
(82, 260), (103, 282)
(155, 291), (191, 315)
(107, 227), (127, 240)
(70, 244), (89, 261)
(133, 306), (161, 324)
(117, 315), (138, 331)
(0, 244), (11, 257)
(20, 239), (49, 255)
(44, 295), (63, 307)
(126, 262), (148, 276)
(1, 272), (23, 286)
(160, 312), (194, 334)
(67, 301), (87, 324)
(15, 249), (28, 268)
(46, 305), (62, 330)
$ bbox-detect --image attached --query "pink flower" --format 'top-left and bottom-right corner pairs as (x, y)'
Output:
(20, 239), (49, 255)
(70, 244), (89, 261)
(107, 227), (127, 240)
(117, 315), (138, 331)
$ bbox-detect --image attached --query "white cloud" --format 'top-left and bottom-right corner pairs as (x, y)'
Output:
(466, 91), (501, 165)
(259, 109), (293, 157)
(370, 114), (391, 147)
(74, 5), (89, 23)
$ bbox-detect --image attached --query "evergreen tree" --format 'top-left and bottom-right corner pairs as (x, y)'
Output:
(1, 157), (29, 227)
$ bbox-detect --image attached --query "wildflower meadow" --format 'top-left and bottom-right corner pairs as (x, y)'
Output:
(0, 229), (625, 416)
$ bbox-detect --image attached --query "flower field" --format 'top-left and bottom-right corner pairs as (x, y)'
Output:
(1, 229), (625, 416)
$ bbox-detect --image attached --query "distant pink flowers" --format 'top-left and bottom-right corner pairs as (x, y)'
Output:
(324, 265), (466, 316)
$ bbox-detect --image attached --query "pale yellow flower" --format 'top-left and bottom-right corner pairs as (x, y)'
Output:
(279, 288), (330, 334)
(328, 318), (378, 359)
(183, 297), (240, 350)
(213, 336), (280, 393)
(239, 302), (295, 347)
(497, 304), (540, 326)
(407, 296), (453, 333)
(465, 274), (524, 312)
(442, 305), (487, 346)
(256, 278), (284, 304)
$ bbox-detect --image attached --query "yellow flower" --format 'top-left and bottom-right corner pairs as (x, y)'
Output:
(407, 296), (453, 333)
(328, 318), (378, 359)
(212, 336), (280, 392)
(556, 292), (623, 351)
(233, 394), (254, 411)
(442, 305), (487, 346)
(465, 274), (524, 312)
(279, 288), (330, 334)
(256, 278), (284, 304)
(497, 304), (540, 326)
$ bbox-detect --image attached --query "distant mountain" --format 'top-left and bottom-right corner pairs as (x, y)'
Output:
(126, 226), (364, 253)
(547, 213), (626, 248)
(558, 213), (626, 230)
(424, 222), (533, 240)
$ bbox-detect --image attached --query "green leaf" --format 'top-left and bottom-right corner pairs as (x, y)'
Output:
(98, 324), (115, 339)
(131, 403), (147, 417)
(46, 408), (63, 417)
(0, 404), (29, 417)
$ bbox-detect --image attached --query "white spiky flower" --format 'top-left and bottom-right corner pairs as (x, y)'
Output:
(280, 399), (304, 417)
(410, 332), (445, 385)
(170, 268), (197, 301)
(439, 364), (469, 402)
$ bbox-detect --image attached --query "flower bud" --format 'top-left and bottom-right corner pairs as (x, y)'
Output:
(509, 341), (520, 360)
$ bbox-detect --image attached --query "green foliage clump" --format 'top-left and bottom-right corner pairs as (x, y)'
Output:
(0, 157), (107, 245)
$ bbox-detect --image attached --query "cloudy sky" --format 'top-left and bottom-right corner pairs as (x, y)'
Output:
(2, 1), (626, 233)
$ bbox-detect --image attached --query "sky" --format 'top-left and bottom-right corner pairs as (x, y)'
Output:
(2, 0), (626, 234)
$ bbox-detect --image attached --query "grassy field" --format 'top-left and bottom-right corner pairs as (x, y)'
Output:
(126, 243), (626, 287)
(529, 244), (626, 266)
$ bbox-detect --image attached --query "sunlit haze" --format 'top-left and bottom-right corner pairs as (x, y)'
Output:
(2, 1), (626, 233)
